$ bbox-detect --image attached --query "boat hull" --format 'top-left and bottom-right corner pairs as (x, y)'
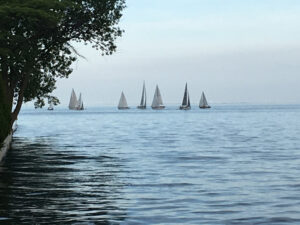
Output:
(118, 107), (130, 110)
(199, 106), (211, 109)
(137, 106), (146, 109)
(152, 106), (165, 110)
(69, 108), (84, 110)
(179, 106), (191, 110)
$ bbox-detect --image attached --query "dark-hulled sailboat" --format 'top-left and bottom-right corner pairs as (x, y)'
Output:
(179, 83), (191, 110)
(137, 81), (146, 109)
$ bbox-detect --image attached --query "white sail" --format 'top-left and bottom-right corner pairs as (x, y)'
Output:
(151, 85), (165, 109)
(118, 91), (129, 109)
(69, 89), (78, 109)
(48, 102), (54, 110)
(138, 81), (146, 109)
(199, 92), (210, 108)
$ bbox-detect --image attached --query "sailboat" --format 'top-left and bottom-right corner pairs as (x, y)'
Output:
(77, 93), (84, 110)
(137, 81), (146, 109)
(69, 89), (84, 110)
(47, 102), (54, 110)
(69, 89), (78, 110)
(199, 92), (211, 109)
(118, 91), (129, 109)
(179, 83), (191, 110)
(151, 85), (165, 109)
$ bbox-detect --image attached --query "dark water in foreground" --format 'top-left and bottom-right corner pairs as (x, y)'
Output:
(1, 105), (300, 224)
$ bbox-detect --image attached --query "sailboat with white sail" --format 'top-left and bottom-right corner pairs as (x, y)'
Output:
(199, 92), (211, 109)
(151, 85), (165, 109)
(137, 81), (146, 109)
(47, 102), (54, 110)
(118, 91), (129, 109)
(77, 93), (84, 110)
(179, 83), (191, 110)
(69, 89), (78, 110)
(69, 89), (84, 110)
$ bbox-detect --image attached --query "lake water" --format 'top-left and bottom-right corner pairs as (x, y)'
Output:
(1, 105), (300, 224)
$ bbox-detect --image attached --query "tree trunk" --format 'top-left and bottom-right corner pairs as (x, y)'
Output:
(11, 73), (29, 126)
(0, 74), (12, 142)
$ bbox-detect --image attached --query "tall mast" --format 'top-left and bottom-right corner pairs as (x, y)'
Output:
(144, 82), (146, 107)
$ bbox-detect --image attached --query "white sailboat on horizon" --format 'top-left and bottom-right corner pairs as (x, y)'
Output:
(179, 83), (191, 110)
(151, 85), (165, 109)
(77, 93), (84, 110)
(47, 102), (54, 110)
(199, 92), (211, 109)
(137, 81), (146, 109)
(69, 89), (78, 110)
(69, 89), (84, 110)
(118, 91), (129, 109)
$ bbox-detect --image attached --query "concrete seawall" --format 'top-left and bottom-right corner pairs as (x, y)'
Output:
(0, 133), (12, 162)
(0, 123), (17, 163)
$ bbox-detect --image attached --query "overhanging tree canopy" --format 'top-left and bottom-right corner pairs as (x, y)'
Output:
(0, 0), (125, 129)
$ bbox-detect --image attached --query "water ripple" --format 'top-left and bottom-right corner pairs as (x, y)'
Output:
(1, 105), (300, 224)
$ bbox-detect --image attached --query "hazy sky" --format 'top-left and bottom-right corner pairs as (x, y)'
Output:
(51, 0), (300, 106)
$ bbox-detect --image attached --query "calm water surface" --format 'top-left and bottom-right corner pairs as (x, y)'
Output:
(1, 105), (300, 224)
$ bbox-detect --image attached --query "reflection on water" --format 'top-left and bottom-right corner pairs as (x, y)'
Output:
(0, 137), (127, 224)
(1, 105), (300, 224)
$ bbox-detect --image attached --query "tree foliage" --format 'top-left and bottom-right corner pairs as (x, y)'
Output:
(0, 0), (125, 132)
